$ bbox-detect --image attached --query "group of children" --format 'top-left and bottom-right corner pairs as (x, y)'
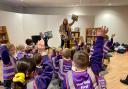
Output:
(0, 26), (114, 89)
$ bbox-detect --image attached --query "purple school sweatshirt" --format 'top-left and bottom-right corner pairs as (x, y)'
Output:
(17, 51), (25, 60)
(90, 36), (104, 75)
(74, 40), (86, 51)
(33, 55), (53, 89)
(63, 70), (94, 89)
(103, 38), (113, 58)
(51, 54), (62, 73)
(58, 59), (72, 80)
(1, 45), (16, 80)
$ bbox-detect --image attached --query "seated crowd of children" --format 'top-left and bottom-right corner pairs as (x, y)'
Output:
(0, 26), (113, 89)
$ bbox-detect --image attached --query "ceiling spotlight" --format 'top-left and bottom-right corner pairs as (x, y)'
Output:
(71, 4), (79, 7)
(108, 3), (112, 6)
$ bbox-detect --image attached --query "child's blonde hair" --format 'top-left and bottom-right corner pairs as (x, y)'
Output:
(16, 45), (25, 51)
(62, 48), (71, 59)
(57, 48), (62, 52)
(6, 43), (15, 50)
(73, 51), (89, 69)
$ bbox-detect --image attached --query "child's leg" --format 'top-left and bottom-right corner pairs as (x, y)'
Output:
(4, 80), (12, 89)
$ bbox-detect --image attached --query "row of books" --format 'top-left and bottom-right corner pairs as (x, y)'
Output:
(86, 29), (97, 36)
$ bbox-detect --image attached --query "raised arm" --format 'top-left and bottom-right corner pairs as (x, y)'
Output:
(103, 34), (114, 54)
(34, 54), (53, 89)
(90, 26), (108, 75)
(90, 36), (104, 62)
(1, 45), (10, 65)
(69, 20), (75, 26)
(74, 38), (80, 50)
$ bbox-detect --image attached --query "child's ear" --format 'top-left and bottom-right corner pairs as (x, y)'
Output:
(26, 71), (29, 78)
(72, 61), (75, 67)
(72, 61), (76, 71)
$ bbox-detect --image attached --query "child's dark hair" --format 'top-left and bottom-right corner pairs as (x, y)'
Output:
(25, 39), (33, 46)
(33, 53), (42, 65)
(73, 50), (89, 69)
(62, 48), (71, 59)
(13, 60), (30, 89)
(13, 58), (36, 89)
(21, 57), (36, 73)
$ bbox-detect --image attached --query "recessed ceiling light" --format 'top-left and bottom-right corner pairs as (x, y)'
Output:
(71, 4), (79, 7)
(108, 3), (112, 6)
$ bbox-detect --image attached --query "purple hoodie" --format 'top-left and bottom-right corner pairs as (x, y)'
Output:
(74, 40), (87, 51)
(90, 36), (104, 75)
(51, 54), (62, 73)
(1, 45), (16, 80)
(64, 70), (106, 89)
(30, 55), (53, 89)
(103, 38), (113, 58)
(17, 51), (25, 60)
(58, 59), (72, 80)
(64, 70), (94, 89)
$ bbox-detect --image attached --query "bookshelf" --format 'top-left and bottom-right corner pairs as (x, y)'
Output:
(0, 26), (9, 44)
(64, 31), (80, 48)
(86, 28), (101, 47)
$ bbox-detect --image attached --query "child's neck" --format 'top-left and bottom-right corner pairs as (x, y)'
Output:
(74, 67), (87, 72)
(63, 57), (71, 61)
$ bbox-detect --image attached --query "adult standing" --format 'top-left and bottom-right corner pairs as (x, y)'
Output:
(59, 18), (76, 48)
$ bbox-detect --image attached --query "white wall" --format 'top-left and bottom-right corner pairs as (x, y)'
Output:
(0, 11), (25, 45)
(24, 6), (128, 43)
(0, 10), (94, 46)
(23, 14), (94, 46)
(0, 6), (128, 45)
(94, 7), (128, 43)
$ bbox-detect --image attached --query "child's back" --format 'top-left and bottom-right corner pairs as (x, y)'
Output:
(1, 44), (17, 89)
(58, 48), (72, 80)
(58, 59), (72, 80)
(64, 50), (106, 89)
(66, 69), (94, 89)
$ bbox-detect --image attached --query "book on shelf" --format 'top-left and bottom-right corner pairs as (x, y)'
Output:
(0, 26), (9, 44)
(87, 29), (92, 36)
(87, 38), (91, 44)
(75, 33), (79, 38)
(92, 29), (96, 35)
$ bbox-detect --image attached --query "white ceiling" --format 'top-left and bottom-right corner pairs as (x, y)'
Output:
(0, 0), (128, 7)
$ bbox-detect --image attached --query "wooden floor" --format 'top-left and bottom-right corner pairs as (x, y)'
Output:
(104, 52), (128, 89)
(0, 52), (128, 89)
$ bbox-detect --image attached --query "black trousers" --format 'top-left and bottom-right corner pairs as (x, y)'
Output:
(43, 38), (49, 49)
(4, 80), (12, 89)
(61, 39), (70, 48)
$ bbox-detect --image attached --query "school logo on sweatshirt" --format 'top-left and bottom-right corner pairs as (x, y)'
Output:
(76, 80), (91, 89)
(63, 65), (72, 72)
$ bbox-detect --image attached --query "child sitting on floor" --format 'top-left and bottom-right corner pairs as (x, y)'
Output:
(1, 44), (17, 89)
(16, 45), (25, 60)
(58, 48), (72, 88)
(12, 40), (53, 89)
(33, 53), (43, 76)
(63, 27), (108, 89)
(90, 26), (108, 76)
(74, 36), (87, 51)
(64, 50), (106, 89)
